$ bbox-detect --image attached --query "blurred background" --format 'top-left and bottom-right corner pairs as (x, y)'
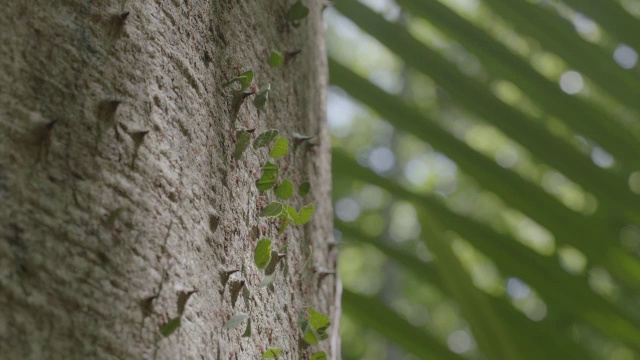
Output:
(325, 0), (640, 359)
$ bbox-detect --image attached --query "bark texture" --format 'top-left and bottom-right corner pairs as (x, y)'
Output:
(0, 0), (337, 359)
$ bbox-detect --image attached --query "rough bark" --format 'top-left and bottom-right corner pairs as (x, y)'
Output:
(0, 0), (337, 359)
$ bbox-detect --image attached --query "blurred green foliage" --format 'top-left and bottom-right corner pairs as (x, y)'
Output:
(327, 0), (640, 359)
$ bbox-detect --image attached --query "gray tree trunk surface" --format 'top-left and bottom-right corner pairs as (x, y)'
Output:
(0, 1), (337, 359)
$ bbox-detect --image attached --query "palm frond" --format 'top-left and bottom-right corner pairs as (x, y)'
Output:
(329, 0), (640, 358)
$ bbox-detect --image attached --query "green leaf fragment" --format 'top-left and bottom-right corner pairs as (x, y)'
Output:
(300, 246), (313, 273)
(302, 321), (326, 345)
(278, 204), (297, 234)
(254, 239), (273, 269)
(262, 348), (282, 358)
(311, 352), (327, 360)
(230, 92), (246, 123)
(262, 161), (279, 175)
(276, 203), (314, 227)
(268, 50), (284, 68)
(287, 1), (309, 22)
(301, 320), (320, 345)
(298, 181), (310, 197)
(254, 129), (279, 149)
(254, 83), (271, 109)
(269, 137), (289, 158)
(242, 318), (252, 337)
(279, 243), (288, 254)
(234, 131), (251, 160)
(294, 203), (314, 225)
(275, 179), (294, 200)
(256, 174), (278, 192)
(264, 250), (281, 276)
(308, 307), (330, 336)
(260, 202), (284, 217)
(238, 71), (254, 91)
(278, 217), (291, 235)
(300, 307), (331, 345)
(256, 161), (279, 192)
(281, 204), (297, 221)
(223, 313), (249, 329)
(223, 70), (254, 91)
(160, 317), (181, 337)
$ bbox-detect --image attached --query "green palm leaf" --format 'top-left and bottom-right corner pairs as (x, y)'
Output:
(330, 0), (640, 358)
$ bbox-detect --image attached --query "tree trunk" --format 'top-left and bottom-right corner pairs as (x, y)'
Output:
(0, 1), (337, 359)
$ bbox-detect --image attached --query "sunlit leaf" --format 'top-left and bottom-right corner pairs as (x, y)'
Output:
(256, 161), (279, 192)
(275, 179), (294, 200)
(299, 307), (331, 345)
(237, 71), (254, 91)
(277, 204), (297, 234)
(311, 352), (327, 360)
(281, 204), (297, 221)
(269, 137), (289, 158)
(294, 203), (314, 225)
(307, 307), (330, 338)
(223, 70), (254, 92)
(262, 348), (282, 358)
(300, 320), (319, 345)
(260, 202), (283, 217)
(254, 239), (273, 269)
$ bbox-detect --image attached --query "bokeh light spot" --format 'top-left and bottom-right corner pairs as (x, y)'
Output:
(335, 198), (361, 222)
(591, 147), (615, 168)
(495, 145), (518, 168)
(506, 278), (530, 299)
(524, 299), (547, 321)
(613, 44), (638, 69)
(558, 246), (587, 275)
(628, 171), (640, 194)
(620, 225), (640, 253)
(559, 71), (584, 94)
(328, 88), (356, 138)
(358, 185), (386, 209)
(389, 202), (420, 242)
(589, 267), (618, 298)
(368, 147), (396, 174)
(404, 157), (431, 186)
(573, 13), (600, 41)
(447, 330), (473, 354)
